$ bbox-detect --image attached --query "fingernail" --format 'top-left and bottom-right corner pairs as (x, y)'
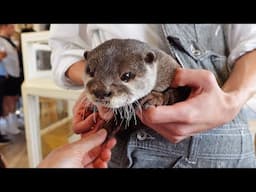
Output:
(96, 129), (107, 136)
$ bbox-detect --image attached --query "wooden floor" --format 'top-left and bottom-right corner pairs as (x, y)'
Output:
(0, 118), (72, 168)
(0, 130), (29, 168)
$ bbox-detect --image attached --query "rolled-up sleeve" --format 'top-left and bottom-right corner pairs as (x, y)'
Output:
(49, 24), (91, 89)
(227, 24), (256, 66)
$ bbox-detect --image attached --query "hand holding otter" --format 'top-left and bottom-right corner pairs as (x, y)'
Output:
(136, 68), (241, 143)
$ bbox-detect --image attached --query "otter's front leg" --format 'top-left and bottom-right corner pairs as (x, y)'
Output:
(139, 90), (169, 109)
(139, 86), (191, 109)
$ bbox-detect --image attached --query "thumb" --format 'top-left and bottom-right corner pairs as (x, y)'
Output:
(75, 129), (107, 153)
(172, 68), (217, 89)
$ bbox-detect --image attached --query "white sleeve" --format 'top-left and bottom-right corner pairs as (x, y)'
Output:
(49, 24), (92, 89)
(227, 24), (256, 66)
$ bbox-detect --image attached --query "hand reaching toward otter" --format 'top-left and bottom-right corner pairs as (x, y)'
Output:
(38, 129), (116, 168)
(72, 90), (98, 134)
(72, 89), (114, 135)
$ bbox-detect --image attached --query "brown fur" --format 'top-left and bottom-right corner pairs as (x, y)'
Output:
(83, 39), (190, 138)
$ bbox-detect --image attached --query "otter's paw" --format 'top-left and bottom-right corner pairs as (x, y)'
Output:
(140, 91), (165, 109)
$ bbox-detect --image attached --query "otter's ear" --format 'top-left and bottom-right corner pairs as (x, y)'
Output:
(84, 51), (89, 60)
(144, 51), (156, 64)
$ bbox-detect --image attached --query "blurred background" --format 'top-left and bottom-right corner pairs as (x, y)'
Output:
(0, 24), (78, 168)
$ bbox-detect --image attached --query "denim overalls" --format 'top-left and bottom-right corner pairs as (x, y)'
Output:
(109, 24), (256, 168)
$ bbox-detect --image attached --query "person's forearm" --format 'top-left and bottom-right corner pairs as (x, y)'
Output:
(65, 60), (86, 86)
(222, 50), (256, 109)
(0, 154), (7, 168)
(0, 51), (7, 60)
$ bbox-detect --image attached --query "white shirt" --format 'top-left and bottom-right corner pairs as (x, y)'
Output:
(0, 37), (20, 77)
(49, 24), (256, 89)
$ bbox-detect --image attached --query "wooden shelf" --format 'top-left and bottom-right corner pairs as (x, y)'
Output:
(22, 78), (81, 100)
(21, 31), (83, 167)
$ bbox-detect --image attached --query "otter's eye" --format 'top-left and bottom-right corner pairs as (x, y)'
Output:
(120, 72), (135, 82)
(86, 66), (95, 77)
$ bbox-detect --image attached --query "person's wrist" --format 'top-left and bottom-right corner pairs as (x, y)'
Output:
(223, 90), (245, 120)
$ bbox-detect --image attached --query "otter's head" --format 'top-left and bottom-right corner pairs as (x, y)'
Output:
(83, 39), (158, 109)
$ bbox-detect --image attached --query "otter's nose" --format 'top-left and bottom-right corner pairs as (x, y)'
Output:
(93, 90), (112, 99)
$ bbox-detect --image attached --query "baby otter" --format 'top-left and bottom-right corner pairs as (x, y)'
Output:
(83, 39), (190, 138)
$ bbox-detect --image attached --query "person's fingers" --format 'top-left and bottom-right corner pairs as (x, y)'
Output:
(159, 122), (206, 136)
(80, 120), (106, 139)
(93, 158), (108, 168)
(81, 128), (98, 138)
(73, 113), (99, 134)
(100, 148), (112, 162)
(88, 146), (101, 158)
(75, 129), (107, 154)
(84, 163), (94, 168)
(94, 118), (107, 131)
(105, 138), (117, 149)
(148, 123), (191, 143)
(82, 137), (115, 166)
(83, 144), (113, 167)
(172, 68), (216, 90)
(73, 93), (88, 114)
(97, 105), (114, 121)
(136, 102), (195, 124)
(147, 120), (206, 143)
(82, 146), (102, 165)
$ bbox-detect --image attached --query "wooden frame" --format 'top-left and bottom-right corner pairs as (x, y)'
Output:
(21, 32), (82, 167)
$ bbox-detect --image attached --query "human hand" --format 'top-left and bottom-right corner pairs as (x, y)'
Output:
(72, 90), (98, 134)
(72, 90), (114, 134)
(37, 129), (116, 168)
(0, 50), (7, 60)
(136, 68), (240, 143)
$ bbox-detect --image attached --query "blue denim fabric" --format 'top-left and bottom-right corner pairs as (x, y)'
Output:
(0, 61), (7, 76)
(109, 24), (256, 168)
(109, 114), (256, 168)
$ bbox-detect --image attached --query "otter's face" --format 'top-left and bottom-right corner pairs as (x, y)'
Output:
(83, 39), (158, 109)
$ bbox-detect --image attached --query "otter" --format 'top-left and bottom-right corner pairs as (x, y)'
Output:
(83, 39), (190, 138)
